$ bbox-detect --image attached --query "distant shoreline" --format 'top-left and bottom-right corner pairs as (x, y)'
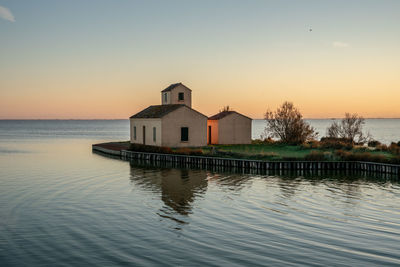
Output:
(1, 118), (400, 121)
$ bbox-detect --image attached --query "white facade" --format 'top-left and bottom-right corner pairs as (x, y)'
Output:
(130, 118), (162, 146)
(130, 83), (251, 147)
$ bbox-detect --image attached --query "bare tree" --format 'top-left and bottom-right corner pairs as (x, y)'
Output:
(263, 101), (317, 144)
(326, 113), (371, 143)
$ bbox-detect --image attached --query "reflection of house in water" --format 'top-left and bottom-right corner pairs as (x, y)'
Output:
(160, 169), (208, 215)
(129, 163), (208, 216)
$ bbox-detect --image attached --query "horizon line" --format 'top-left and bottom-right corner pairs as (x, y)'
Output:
(1, 117), (400, 120)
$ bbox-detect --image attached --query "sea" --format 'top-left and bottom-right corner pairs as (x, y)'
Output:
(0, 119), (400, 266)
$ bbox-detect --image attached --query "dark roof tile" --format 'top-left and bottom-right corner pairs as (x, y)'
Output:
(208, 111), (252, 120)
(161, 82), (191, 92)
(130, 104), (184, 119)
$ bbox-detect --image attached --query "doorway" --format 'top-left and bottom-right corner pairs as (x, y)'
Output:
(143, 126), (146, 145)
(208, 126), (211, 145)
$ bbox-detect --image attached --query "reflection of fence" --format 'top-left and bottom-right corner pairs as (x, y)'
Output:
(92, 145), (400, 177)
(127, 159), (398, 180)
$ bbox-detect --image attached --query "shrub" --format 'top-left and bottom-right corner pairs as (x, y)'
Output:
(321, 137), (353, 143)
(304, 151), (326, 161)
(128, 143), (173, 154)
(368, 140), (381, 147)
(335, 150), (387, 163)
(304, 151), (333, 161)
(376, 144), (389, 151)
(335, 149), (348, 158)
(301, 140), (321, 149)
(214, 150), (243, 158)
(320, 137), (353, 150)
(252, 137), (275, 145)
(251, 139), (263, 145)
(354, 146), (368, 152)
(261, 152), (278, 157)
(389, 142), (400, 155)
(263, 101), (317, 144)
(175, 147), (203, 156)
(390, 156), (400, 164)
(129, 144), (206, 156)
(301, 143), (311, 149)
(326, 113), (371, 143)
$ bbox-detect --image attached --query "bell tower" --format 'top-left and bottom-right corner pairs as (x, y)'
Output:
(161, 83), (192, 108)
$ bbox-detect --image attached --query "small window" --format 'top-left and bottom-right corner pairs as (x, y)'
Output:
(164, 93), (167, 103)
(178, 92), (184, 101)
(134, 126), (136, 140)
(181, 127), (188, 142)
(153, 127), (156, 142)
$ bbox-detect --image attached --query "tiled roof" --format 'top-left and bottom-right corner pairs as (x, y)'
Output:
(130, 104), (184, 118)
(208, 111), (252, 120)
(161, 82), (191, 92)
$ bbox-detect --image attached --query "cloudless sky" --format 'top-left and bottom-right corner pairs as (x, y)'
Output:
(1, 0), (399, 119)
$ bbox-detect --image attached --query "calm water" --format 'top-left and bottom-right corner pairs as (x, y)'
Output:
(1, 120), (400, 266)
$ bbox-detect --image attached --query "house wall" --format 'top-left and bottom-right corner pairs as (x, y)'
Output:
(161, 91), (171, 105)
(168, 84), (192, 108)
(162, 106), (207, 147)
(218, 113), (252, 144)
(130, 118), (162, 146)
(207, 120), (219, 145)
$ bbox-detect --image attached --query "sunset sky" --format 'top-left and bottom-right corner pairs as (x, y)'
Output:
(1, 0), (399, 119)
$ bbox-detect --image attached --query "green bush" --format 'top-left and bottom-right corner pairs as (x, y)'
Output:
(368, 140), (381, 147)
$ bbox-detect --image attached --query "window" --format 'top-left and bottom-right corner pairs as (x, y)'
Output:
(178, 92), (184, 101)
(134, 126), (136, 140)
(181, 127), (188, 142)
(164, 93), (167, 103)
(153, 127), (156, 142)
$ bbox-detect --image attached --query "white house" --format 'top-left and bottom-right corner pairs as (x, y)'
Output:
(130, 83), (207, 147)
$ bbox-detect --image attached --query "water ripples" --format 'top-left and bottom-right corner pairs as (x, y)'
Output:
(1, 141), (400, 266)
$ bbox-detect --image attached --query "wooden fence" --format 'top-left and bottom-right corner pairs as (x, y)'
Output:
(92, 145), (400, 177)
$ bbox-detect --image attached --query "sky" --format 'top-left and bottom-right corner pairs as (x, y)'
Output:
(0, 0), (399, 119)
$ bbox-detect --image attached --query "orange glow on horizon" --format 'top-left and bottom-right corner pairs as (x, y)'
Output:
(1, 78), (399, 120)
(1, 1), (399, 119)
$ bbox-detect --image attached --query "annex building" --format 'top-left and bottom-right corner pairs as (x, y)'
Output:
(130, 83), (252, 147)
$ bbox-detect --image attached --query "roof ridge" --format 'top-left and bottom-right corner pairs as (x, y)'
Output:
(208, 110), (252, 120)
(161, 82), (191, 92)
(130, 104), (185, 118)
